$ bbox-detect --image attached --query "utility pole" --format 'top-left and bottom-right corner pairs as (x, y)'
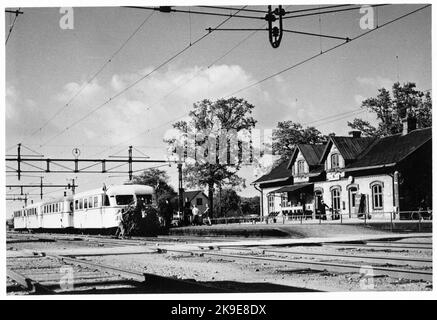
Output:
(17, 143), (21, 180)
(178, 161), (184, 215)
(7, 181), (77, 200)
(128, 145), (133, 181)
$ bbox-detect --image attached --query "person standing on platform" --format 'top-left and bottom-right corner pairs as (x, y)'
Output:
(192, 205), (200, 225)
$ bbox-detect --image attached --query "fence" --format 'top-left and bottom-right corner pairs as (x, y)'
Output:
(206, 209), (432, 232)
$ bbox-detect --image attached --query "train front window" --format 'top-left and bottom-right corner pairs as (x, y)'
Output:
(115, 195), (134, 206)
(137, 194), (153, 205)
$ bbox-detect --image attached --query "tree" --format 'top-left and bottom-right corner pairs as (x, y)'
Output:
(213, 188), (241, 217)
(129, 168), (176, 202)
(272, 121), (328, 159)
(241, 196), (260, 216)
(348, 82), (432, 137)
(165, 97), (257, 218)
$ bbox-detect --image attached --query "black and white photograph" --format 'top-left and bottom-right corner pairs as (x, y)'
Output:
(2, 0), (434, 302)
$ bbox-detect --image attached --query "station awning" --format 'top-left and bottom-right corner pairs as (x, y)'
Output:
(268, 183), (313, 195)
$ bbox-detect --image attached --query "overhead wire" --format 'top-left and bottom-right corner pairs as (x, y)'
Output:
(39, 6), (247, 148)
(113, 4), (429, 145)
(224, 5), (430, 97)
(25, 10), (156, 140)
(5, 8), (21, 45)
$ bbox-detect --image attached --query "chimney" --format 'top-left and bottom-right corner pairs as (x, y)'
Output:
(402, 116), (417, 135)
(349, 130), (361, 138)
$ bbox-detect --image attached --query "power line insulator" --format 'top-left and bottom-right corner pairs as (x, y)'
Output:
(266, 5), (284, 48)
(158, 6), (172, 13)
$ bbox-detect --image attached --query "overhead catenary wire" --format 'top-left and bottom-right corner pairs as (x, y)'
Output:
(89, 5), (286, 159)
(283, 4), (388, 20)
(225, 5), (430, 98)
(5, 8), (22, 45)
(40, 7), (247, 150)
(125, 6), (260, 20)
(111, 4), (429, 146)
(199, 4), (354, 15)
(26, 11), (155, 139)
(127, 5), (386, 22)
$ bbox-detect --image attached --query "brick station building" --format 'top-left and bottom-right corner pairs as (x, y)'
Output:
(253, 118), (432, 221)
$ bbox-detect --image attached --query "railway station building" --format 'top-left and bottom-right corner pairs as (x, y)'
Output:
(253, 119), (432, 221)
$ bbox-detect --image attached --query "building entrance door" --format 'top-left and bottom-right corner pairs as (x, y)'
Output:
(348, 187), (358, 218)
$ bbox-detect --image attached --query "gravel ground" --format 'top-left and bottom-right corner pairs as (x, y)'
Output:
(6, 231), (432, 293)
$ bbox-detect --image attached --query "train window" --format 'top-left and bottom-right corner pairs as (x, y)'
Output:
(115, 195), (134, 206)
(88, 197), (93, 209)
(84, 198), (88, 209)
(137, 194), (153, 205)
(102, 195), (110, 207)
(79, 200), (83, 210)
(94, 196), (99, 207)
(74, 200), (78, 210)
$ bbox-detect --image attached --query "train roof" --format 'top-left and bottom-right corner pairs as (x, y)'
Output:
(73, 184), (155, 198)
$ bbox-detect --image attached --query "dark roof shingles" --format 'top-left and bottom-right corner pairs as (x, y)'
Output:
(331, 136), (376, 161)
(298, 144), (326, 166)
(346, 128), (431, 169)
(253, 160), (293, 183)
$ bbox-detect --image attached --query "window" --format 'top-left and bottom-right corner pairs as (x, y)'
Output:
(94, 196), (99, 208)
(88, 197), (93, 209)
(196, 198), (203, 206)
(115, 195), (134, 206)
(297, 160), (305, 174)
(331, 153), (340, 169)
(331, 188), (341, 210)
(84, 198), (88, 209)
(103, 195), (110, 207)
(75, 200), (79, 210)
(268, 195), (275, 213)
(281, 193), (288, 207)
(79, 200), (83, 210)
(372, 184), (383, 209)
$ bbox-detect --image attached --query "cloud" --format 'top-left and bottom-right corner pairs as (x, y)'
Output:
(7, 63), (308, 158)
(54, 79), (103, 103)
(354, 94), (365, 106)
(6, 85), (43, 140)
(356, 76), (394, 90)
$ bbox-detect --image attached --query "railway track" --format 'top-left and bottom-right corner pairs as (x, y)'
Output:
(7, 254), (229, 294)
(7, 231), (433, 292)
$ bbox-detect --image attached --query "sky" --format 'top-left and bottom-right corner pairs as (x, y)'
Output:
(4, 3), (432, 216)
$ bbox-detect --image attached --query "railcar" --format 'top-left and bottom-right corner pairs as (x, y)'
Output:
(13, 184), (157, 232)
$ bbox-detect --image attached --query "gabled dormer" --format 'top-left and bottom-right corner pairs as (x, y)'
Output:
(319, 133), (376, 180)
(287, 144), (326, 183)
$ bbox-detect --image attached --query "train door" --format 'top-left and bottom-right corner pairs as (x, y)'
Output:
(62, 200), (73, 228)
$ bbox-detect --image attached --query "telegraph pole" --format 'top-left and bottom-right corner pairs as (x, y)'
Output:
(178, 161), (184, 215)
(17, 143), (21, 180)
(128, 145), (133, 181)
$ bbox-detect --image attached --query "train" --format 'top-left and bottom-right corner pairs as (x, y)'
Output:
(13, 184), (157, 232)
